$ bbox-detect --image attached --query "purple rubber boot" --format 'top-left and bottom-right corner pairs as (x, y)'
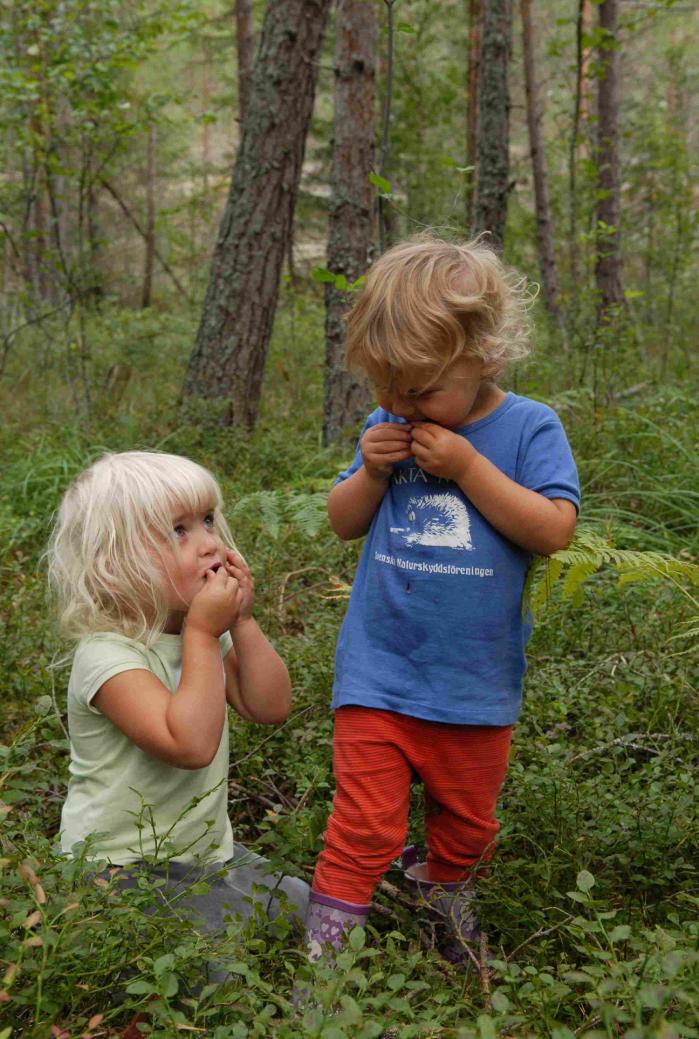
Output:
(304, 890), (371, 962)
(403, 849), (480, 965)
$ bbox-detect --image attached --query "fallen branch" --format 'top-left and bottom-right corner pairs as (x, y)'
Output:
(569, 731), (696, 764)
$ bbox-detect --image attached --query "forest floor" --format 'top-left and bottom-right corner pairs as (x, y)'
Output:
(0, 292), (697, 1038)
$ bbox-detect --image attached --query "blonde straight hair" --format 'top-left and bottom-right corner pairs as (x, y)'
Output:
(346, 232), (533, 391)
(47, 451), (239, 645)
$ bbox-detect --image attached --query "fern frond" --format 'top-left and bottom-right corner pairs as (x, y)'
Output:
(231, 491), (327, 540)
(231, 491), (283, 540)
(284, 493), (328, 538)
(523, 526), (699, 622)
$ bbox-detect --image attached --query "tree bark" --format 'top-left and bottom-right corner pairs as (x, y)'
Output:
(184, 0), (331, 427)
(142, 123), (156, 308)
(520, 0), (562, 328)
(595, 0), (624, 319)
(465, 0), (483, 227)
(323, 0), (377, 445)
(568, 0), (591, 288)
(472, 0), (512, 250)
(235, 0), (256, 124)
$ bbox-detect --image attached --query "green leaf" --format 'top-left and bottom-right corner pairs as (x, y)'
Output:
(160, 971), (178, 997)
(369, 171), (392, 194)
(490, 989), (511, 1012)
(609, 924), (631, 942)
(577, 869), (595, 893)
(312, 266), (335, 284)
(153, 953), (174, 974)
(477, 1015), (497, 1039)
(125, 978), (156, 995)
(349, 925), (366, 951)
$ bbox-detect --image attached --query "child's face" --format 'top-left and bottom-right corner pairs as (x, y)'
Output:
(376, 356), (492, 429)
(158, 507), (226, 611)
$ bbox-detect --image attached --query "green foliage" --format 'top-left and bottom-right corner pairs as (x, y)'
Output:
(1, 1), (698, 1031)
(3, 331), (697, 1033)
(231, 491), (328, 542)
(524, 526), (699, 621)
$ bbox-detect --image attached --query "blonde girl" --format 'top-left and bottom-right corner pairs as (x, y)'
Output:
(48, 451), (308, 955)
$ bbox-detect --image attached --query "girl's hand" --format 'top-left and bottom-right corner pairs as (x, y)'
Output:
(224, 550), (255, 625)
(360, 422), (413, 480)
(410, 422), (476, 482)
(187, 565), (243, 638)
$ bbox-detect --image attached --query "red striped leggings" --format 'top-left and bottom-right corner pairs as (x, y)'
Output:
(312, 706), (513, 904)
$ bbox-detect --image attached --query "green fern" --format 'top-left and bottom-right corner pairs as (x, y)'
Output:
(230, 491), (327, 540)
(228, 495), (698, 631)
(523, 526), (699, 622)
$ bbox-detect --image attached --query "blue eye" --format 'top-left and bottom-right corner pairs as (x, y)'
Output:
(204, 513), (215, 528)
(173, 524), (186, 539)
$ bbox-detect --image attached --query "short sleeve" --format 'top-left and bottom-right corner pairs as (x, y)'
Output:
(336, 408), (397, 484)
(516, 412), (580, 511)
(71, 635), (152, 713)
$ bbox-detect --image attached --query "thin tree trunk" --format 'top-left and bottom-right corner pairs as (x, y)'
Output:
(101, 177), (190, 302)
(235, 0), (255, 124)
(466, 0), (483, 227)
(323, 0), (377, 445)
(595, 0), (624, 320)
(183, 0), (331, 427)
(520, 0), (563, 330)
(33, 178), (51, 301)
(142, 124), (156, 308)
(568, 0), (590, 289)
(202, 38), (212, 198)
(472, 0), (512, 250)
(579, 0), (592, 119)
(377, 0), (396, 254)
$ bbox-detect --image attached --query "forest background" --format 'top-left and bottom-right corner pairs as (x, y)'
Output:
(0, 0), (697, 1037)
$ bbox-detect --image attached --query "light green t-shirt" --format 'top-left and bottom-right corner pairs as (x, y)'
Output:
(60, 630), (235, 865)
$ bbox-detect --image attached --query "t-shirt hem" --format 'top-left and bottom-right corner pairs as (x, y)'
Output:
(539, 489), (580, 513)
(331, 691), (520, 727)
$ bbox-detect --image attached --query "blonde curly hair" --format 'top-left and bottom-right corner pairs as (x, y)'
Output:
(346, 232), (533, 392)
(47, 451), (238, 645)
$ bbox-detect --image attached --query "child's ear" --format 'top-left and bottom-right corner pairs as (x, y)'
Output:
(482, 359), (503, 379)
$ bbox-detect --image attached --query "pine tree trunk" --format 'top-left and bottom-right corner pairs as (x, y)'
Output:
(142, 124), (156, 309)
(184, 0), (331, 427)
(466, 0), (483, 227)
(322, 0), (377, 445)
(235, 0), (255, 124)
(520, 0), (562, 328)
(568, 0), (591, 288)
(472, 0), (512, 250)
(595, 0), (624, 319)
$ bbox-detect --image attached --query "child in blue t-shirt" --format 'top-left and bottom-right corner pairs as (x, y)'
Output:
(305, 234), (580, 963)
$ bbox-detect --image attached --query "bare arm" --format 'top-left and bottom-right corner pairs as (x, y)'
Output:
(328, 421), (413, 540)
(223, 620), (291, 724)
(411, 423), (577, 556)
(94, 628), (229, 770)
(220, 551), (291, 724)
(93, 566), (247, 770)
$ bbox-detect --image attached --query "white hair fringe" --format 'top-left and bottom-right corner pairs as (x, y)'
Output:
(47, 451), (239, 646)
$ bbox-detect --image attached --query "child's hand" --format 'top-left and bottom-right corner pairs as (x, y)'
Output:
(223, 550), (254, 625)
(410, 422), (476, 482)
(187, 566), (244, 638)
(360, 422), (413, 480)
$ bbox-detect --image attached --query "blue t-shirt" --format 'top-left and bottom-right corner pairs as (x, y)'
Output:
(331, 392), (580, 726)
